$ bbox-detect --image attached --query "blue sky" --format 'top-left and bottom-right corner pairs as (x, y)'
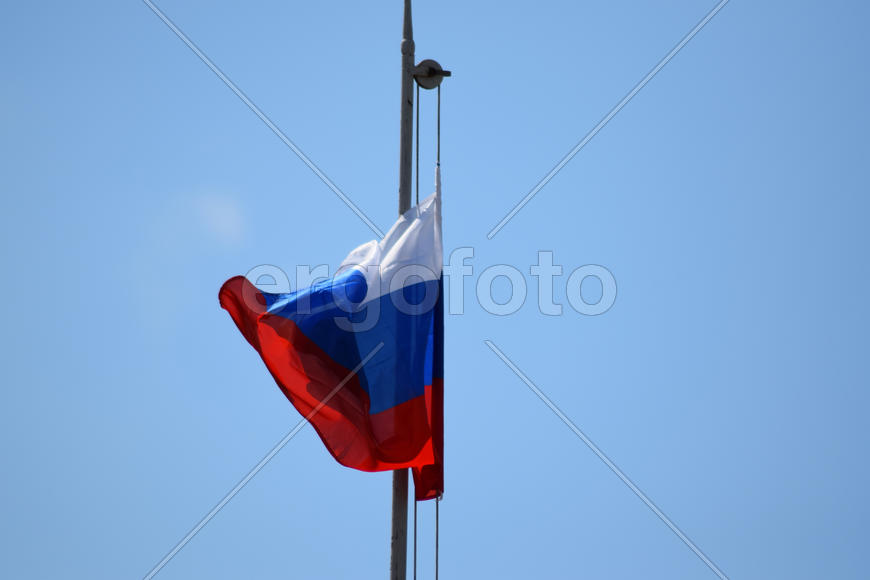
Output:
(2, 1), (869, 578)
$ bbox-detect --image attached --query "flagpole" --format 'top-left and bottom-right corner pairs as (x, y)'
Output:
(390, 1), (414, 579)
(398, 0), (414, 216)
(392, 2), (450, 577)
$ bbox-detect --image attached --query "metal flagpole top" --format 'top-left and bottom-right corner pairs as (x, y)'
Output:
(397, 0), (450, 215)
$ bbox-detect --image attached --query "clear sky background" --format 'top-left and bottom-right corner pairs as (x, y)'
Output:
(2, 1), (868, 578)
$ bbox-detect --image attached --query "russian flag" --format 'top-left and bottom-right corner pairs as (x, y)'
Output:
(219, 171), (443, 501)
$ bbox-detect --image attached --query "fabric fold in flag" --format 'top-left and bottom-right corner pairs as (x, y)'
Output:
(219, 173), (443, 501)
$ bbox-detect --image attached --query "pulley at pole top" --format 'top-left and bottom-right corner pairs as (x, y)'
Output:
(413, 59), (451, 90)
